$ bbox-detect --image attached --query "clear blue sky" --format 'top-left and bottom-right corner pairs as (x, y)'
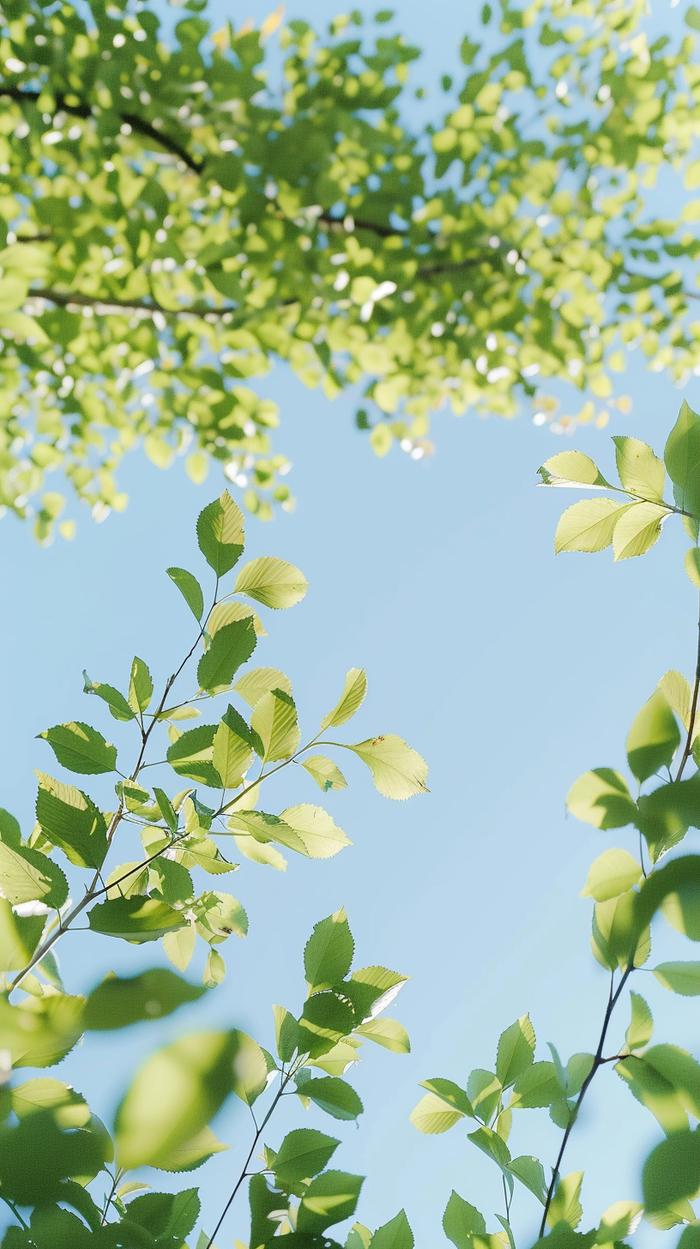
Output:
(1, 2), (699, 1245)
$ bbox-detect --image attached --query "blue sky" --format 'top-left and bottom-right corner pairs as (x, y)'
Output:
(1, 2), (699, 1245)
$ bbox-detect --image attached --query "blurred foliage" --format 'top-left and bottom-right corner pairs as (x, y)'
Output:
(0, 0), (699, 536)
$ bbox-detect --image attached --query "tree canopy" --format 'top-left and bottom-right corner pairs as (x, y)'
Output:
(1, 0), (699, 538)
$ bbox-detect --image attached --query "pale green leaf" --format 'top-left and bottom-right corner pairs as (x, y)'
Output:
(613, 436), (665, 501)
(321, 669), (368, 731)
(252, 688), (300, 762)
(347, 735), (428, 800)
(653, 962), (700, 995)
(235, 556), (308, 608)
(626, 689), (680, 781)
(302, 755), (348, 792)
(234, 666), (292, 708)
(115, 1031), (242, 1170)
(581, 848), (643, 902)
(554, 498), (629, 554)
(566, 768), (636, 830)
(612, 501), (669, 561)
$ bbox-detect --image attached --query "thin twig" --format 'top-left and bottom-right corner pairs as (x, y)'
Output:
(539, 965), (633, 1236)
(204, 1066), (297, 1249)
(675, 590), (700, 782)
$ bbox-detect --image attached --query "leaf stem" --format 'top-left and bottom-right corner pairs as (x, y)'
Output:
(674, 590), (700, 782)
(538, 965), (633, 1237)
(204, 1065), (298, 1249)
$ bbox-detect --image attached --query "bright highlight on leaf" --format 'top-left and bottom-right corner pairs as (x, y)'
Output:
(235, 556), (308, 609)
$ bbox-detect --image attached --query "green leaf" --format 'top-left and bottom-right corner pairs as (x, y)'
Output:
(496, 1014), (536, 1087)
(636, 776), (700, 859)
(152, 1124), (228, 1173)
(626, 689), (680, 782)
(582, 848), (642, 902)
(507, 1156), (547, 1203)
(612, 501), (669, 561)
(554, 498), (629, 554)
(538, 451), (607, 488)
(347, 735), (428, 799)
(685, 548), (700, 589)
(304, 910), (354, 988)
(228, 1030), (269, 1105)
(167, 567), (204, 621)
(0, 1112), (108, 1206)
(467, 1069), (502, 1122)
(279, 804), (351, 858)
(664, 401), (700, 517)
(653, 962), (700, 995)
(114, 1030), (243, 1170)
(0, 899), (44, 974)
(299, 1077), (363, 1121)
(82, 674), (135, 722)
(343, 965), (407, 1023)
(208, 598), (266, 641)
(297, 1170), (363, 1233)
(355, 1016), (410, 1053)
(625, 991), (653, 1051)
(298, 991), (356, 1058)
(593, 890), (650, 970)
(0, 992), (85, 1068)
(370, 1210), (414, 1249)
(320, 669), (368, 731)
(197, 493), (245, 576)
(252, 688), (300, 761)
(410, 1080), (472, 1134)
(167, 725), (220, 787)
(84, 969), (206, 1029)
(643, 1128), (700, 1211)
(0, 809), (21, 847)
(235, 556), (308, 608)
(212, 709), (255, 787)
(129, 657), (154, 714)
(659, 670), (693, 732)
(615, 1055), (688, 1135)
(197, 618), (257, 691)
(88, 897), (185, 943)
(0, 842), (68, 909)
(303, 755), (348, 792)
(39, 722), (117, 775)
(566, 768), (637, 830)
(547, 1171), (583, 1229)
(613, 436), (665, 501)
(234, 666), (293, 708)
(35, 773), (108, 869)
(442, 1192), (486, 1249)
(195, 889), (248, 943)
(510, 1061), (561, 1109)
(125, 1188), (200, 1240)
(467, 1125), (511, 1169)
(272, 1128), (339, 1185)
(274, 1005), (300, 1063)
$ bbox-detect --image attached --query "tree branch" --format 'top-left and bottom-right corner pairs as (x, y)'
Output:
(0, 84), (203, 173)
